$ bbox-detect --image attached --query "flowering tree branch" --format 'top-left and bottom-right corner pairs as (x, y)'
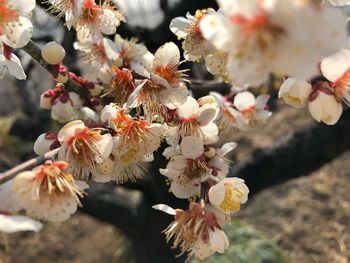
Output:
(22, 40), (90, 99)
(0, 148), (59, 185)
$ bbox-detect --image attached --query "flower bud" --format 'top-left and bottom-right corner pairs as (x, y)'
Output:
(54, 65), (69, 83)
(33, 131), (60, 155)
(40, 90), (56, 110)
(279, 78), (312, 108)
(41, 42), (66, 65)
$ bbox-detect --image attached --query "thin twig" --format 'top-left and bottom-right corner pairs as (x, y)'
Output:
(0, 148), (59, 185)
(21, 40), (90, 99)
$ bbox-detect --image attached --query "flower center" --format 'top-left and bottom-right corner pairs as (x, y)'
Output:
(80, 0), (102, 25)
(154, 66), (178, 85)
(0, 0), (18, 35)
(219, 183), (243, 213)
(177, 157), (209, 185)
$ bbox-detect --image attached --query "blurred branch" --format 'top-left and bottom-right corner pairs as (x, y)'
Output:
(230, 109), (350, 196)
(21, 40), (89, 99)
(0, 148), (59, 185)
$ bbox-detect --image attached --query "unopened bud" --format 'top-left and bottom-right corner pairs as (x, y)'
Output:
(40, 90), (55, 109)
(42, 41), (66, 65)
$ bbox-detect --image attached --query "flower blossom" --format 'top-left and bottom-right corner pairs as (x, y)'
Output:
(12, 161), (88, 222)
(200, 0), (347, 86)
(166, 96), (219, 144)
(208, 178), (249, 216)
(57, 120), (113, 179)
(98, 104), (164, 183)
(160, 136), (236, 199)
(153, 203), (229, 260)
(233, 91), (271, 130)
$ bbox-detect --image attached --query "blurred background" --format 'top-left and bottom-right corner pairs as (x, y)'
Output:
(0, 0), (349, 262)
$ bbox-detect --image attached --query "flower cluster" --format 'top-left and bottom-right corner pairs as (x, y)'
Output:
(0, 0), (36, 79)
(2, 0), (350, 260)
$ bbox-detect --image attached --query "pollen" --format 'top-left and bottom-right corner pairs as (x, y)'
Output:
(219, 183), (243, 213)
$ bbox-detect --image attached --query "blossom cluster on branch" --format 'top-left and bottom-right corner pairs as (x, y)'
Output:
(1, 0), (350, 261)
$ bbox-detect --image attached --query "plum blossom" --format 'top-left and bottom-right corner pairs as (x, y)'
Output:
(166, 96), (219, 144)
(12, 161), (88, 222)
(170, 9), (216, 61)
(200, 0), (348, 86)
(142, 42), (188, 89)
(57, 120), (113, 179)
(99, 104), (164, 183)
(160, 136), (236, 199)
(233, 91), (271, 130)
(74, 0), (125, 39)
(153, 203), (229, 260)
(208, 177), (249, 215)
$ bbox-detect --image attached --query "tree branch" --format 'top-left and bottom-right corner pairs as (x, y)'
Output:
(22, 40), (89, 99)
(230, 109), (350, 196)
(0, 148), (59, 185)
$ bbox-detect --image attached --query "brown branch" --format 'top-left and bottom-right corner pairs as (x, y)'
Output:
(0, 148), (59, 185)
(22, 40), (90, 99)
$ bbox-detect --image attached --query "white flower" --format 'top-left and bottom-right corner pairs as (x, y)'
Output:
(279, 78), (313, 108)
(200, 0), (347, 86)
(0, 44), (26, 79)
(233, 91), (271, 130)
(170, 9), (216, 61)
(0, 214), (42, 233)
(142, 42), (187, 89)
(160, 136), (208, 199)
(0, 0), (35, 48)
(167, 96), (219, 144)
(57, 120), (113, 179)
(208, 177), (249, 214)
(153, 203), (229, 260)
(74, 0), (125, 40)
(12, 161), (88, 222)
(48, 0), (83, 29)
(308, 87), (342, 125)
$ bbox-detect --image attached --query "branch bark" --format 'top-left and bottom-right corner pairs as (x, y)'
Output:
(0, 148), (59, 185)
(230, 109), (350, 196)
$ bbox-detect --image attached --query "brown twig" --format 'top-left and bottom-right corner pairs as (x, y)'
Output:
(0, 148), (59, 185)
(22, 40), (90, 99)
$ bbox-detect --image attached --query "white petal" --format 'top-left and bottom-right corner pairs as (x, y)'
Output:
(178, 96), (199, 118)
(0, 215), (42, 233)
(170, 17), (191, 39)
(170, 181), (199, 199)
(58, 120), (85, 142)
(234, 91), (256, 111)
(5, 54), (27, 80)
(180, 136), (204, 159)
(127, 80), (146, 108)
(255, 94), (270, 109)
(152, 204), (176, 215)
(321, 49), (350, 82)
(217, 142), (237, 157)
(154, 42), (180, 68)
(1, 17), (33, 48)
(196, 104), (219, 126)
